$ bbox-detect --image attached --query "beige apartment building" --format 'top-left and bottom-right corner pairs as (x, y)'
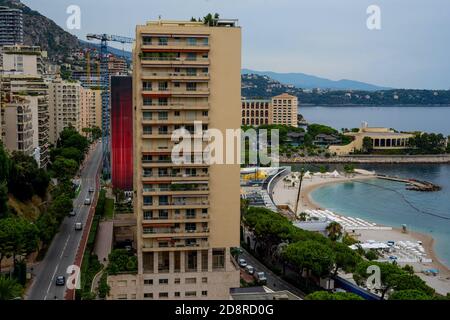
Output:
(241, 93), (298, 127)
(0, 45), (50, 167)
(107, 19), (242, 300)
(2, 96), (35, 155)
(80, 86), (102, 133)
(48, 79), (82, 144)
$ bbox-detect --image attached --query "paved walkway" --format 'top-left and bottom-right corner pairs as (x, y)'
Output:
(94, 221), (114, 265)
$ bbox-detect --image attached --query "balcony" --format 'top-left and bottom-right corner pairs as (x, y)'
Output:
(141, 40), (210, 52)
(143, 214), (209, 223)
(141, 116), (209, 125)
(142, 240), (209, 252)
(142, 103), (210, 111)
(141, 56), (210, 66)
(143, 200), (209, 210)
(142, 227), (209, 239)
(142, 186), (209, 196)
(142, 173), (209, 182)
(141, 72), (209, 81)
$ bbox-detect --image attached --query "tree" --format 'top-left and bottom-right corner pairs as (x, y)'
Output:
(0, 181), (9, 218)
(389, 289), (432, 300)
(332, 242), (361, 275)
(305, 291), (363, 300)
(362, 137), (373, 153)
(326, 222), (343, 241)
(0, 276), (23, 300)
(0, 143), (11, 181)
(52, 156), (78, 180)
(60, 147), (84, 164)
(343, 164), (355, 176)
(112, 188), (125, 203)
(281, 240), (336, 278)
(203, 13), (219, 26)
(364, 249), (379, 261)
(0, 217), (39, 270)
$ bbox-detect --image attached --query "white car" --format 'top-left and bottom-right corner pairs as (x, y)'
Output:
(84, 198), (91, 205)
(238, 258), (247, 268)
(245, 265), (255, 275)
(75, 222), (83, 231)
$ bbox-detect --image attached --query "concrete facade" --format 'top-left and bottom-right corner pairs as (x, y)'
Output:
(108, 19), (241, 300)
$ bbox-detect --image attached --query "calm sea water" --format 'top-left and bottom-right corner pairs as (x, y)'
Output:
(287, 163), (450, 268)
(300, 105), (450, 135)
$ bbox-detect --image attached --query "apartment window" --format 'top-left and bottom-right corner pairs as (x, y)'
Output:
(143, 81), (152, 90)
(212, 249), (225, 270)
(201, 251), (208, 272)
(186, 68), (197, 76)
(174, 252), (181, 273)
(143, 126), (152, 135)
(202, 277), (208, 284)
(186, 251), (197, 272)
(117, 294), (127, 300)
(186, 83), (197, 91)
(159, 292), (169, 298)
(185, 291), (197, 297)
(158, 112), (168, 120)
(202, 291), (208, 297)
(185, 278), (196, 284)
(158, 37), (168, 46)
(174, 111), (180, 116)
(202, 111), (208, 117)
(144, 293), (153, 299)
(187, 37), (197, 46)
(158, 82), (168, 91)
(143, 196), (152, 206)
(144, 279), (153, 285)
(186, 52), (196, 61)
(143, 111), (152, 120)
(143, 211), (153, 220)
(158, 98), (168, 106)
(174, 278), (181, 284)
(143, 36), (152, 45)
(159, 279), (169, 285)
(158, 210), (169, 219)
(186, 209), (196, 219)
(185, 223), (196, 232)
(174, 292), (181, 298)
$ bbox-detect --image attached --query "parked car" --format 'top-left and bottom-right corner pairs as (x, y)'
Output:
(75, 222), (83, 231)
(55, 276), (65, 286)
(254, 271), (267, 285)
(245, 265), (255, 275)
(238, 258), (247, 268)
(88, 187), (95, 193)
(68, 210), (76, 217)
(84, 198), (91, 205)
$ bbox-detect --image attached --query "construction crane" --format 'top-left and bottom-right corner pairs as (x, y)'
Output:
(86, 34), (134, 179)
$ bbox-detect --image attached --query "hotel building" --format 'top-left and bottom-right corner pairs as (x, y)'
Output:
(107, 19), (241, 300)
(241, 93), (298, 127)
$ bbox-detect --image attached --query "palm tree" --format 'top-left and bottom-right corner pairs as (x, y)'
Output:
(0, 276), (23, 300)
(326, 222), (343, 241)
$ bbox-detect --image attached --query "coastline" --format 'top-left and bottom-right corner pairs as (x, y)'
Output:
(280, 155), (450, 164)
(271, 173), (450, 294)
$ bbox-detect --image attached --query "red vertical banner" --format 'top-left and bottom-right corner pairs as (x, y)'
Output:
(111, 76), (133, 191)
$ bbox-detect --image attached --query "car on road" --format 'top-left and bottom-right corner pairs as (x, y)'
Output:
(75, 222), (83, 231)
(84, 198), (91, 205)
(69, 210), (76, 217)
(55, 276), (65, 286)
(245, 265), (255, 275)
(238, 258), (247, 268)
(254, 271), (267, 285)
(88, 187), (95, 193)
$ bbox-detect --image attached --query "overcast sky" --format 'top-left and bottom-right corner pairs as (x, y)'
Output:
(22, 0), (450, 89)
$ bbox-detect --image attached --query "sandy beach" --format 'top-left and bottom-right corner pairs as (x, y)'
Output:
(271, 172), (450, 295)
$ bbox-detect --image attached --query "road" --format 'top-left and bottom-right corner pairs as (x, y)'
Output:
(26, 143), (102, 300)
(239, 248), (305, 299)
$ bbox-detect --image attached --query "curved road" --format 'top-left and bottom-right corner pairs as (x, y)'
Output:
(26, 143), (102, 300)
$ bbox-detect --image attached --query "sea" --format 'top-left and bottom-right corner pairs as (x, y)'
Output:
(287, 105), (450, 268)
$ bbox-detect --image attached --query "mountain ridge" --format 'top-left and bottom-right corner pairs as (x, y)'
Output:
(242, 68), (392, 91)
